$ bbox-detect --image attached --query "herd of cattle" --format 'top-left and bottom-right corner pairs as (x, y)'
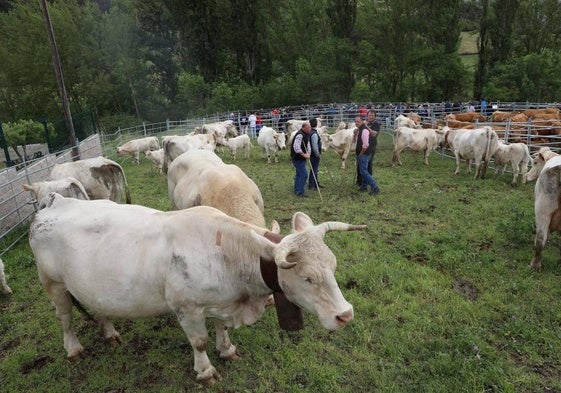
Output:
(4, 108), (561, 384)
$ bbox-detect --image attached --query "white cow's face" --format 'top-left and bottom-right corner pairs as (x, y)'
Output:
(526, 153), (547, 182)
(276, 133), (287, 150)
(276, 231), (353, 330)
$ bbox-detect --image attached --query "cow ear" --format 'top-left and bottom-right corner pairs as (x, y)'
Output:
(292, 212), (314, 233)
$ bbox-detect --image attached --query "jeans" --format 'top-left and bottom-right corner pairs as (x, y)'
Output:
(308, 155), (320, 188)
(356, 153), (373, 186)
(357, 154), (379, 191)
(292, 159), (308, 195)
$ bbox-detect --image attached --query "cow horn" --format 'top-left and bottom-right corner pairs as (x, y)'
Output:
(274, 245), (297, 269)
(317, 222), (367, 236)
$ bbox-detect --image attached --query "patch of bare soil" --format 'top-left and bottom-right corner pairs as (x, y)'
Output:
(20, 355), (53, 374)
(453, 276), (479, 300)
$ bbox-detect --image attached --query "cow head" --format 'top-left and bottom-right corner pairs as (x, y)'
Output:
(254, 212), (365, 330)
(276, 132), (287, 150)
(527, 147), (559, 181)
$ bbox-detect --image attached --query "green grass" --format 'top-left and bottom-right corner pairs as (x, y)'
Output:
(2, 132), (561, 392)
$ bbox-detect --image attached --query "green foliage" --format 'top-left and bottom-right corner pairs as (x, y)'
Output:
(484, 50), (561, 102)
(2, 119), (50, 158)
(4, 0), (561, 123)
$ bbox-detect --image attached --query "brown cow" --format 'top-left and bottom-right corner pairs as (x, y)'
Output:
(444, 112), (486, 123)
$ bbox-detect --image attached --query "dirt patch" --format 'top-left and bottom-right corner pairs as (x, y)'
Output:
(407, 253), (429, 265)
(20, 355), (53, 374)
(453, 277), (479, 300)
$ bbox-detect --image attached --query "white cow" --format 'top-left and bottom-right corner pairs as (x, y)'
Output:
(29, 193), (365, 384)
(50, 157), (131, 203)
(443, 126), (499, 179)
(524, 150), (561, 270)
(167, 150), (265, 227)
(257, 126), (286, 163)
(202, 120), (238, 138)
(116, 136), (159, 164)
(394, 114), (420, 130)
(162, 133), (219, 173)
(492, 140), (531, 184)
(327, 123), (357, 169)
(23, 177), (90, 206)
(526, 147), (558, 182)
(0, 257), (12, 295)
(220, 134), (251, 160)
(286, 118), (322, 138)
(392, 126), (444, 166)
(144, 148), (165, 173)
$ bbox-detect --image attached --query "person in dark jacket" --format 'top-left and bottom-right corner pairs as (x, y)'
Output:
(354, 115), (380, 195)
(290, 121), (311, 197)
(355, 110), (380, 186)
(308, 118), (323, 190)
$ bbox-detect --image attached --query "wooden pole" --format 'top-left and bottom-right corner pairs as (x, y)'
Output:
(40, 0), (80, 160)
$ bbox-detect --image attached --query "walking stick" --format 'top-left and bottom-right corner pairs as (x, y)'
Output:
(307, 158), (324, 203)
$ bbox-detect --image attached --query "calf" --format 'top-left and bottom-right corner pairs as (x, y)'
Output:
(492, 140), (531, 184)
(116, 136), (159, 164)
(144, 148), (165, 173)
(221, 134), (251, 160)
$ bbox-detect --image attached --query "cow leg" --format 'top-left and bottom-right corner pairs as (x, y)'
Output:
(38, 269), (84, 358)
(0, 272), (11, 295)
(274, 152), (279, 163)
(98, 316), (121, 345)
(391, 149), (402, 166)
(175, 312), (221, 384)
(454, 154), (461, 174)
(511, 162), (519, 185)
(423, 148), (430, 165)
(213, 320), (240, 360)
(134, 152), (140, 164)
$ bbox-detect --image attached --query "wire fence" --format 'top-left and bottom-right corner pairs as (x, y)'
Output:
(2, 101), (561, 256)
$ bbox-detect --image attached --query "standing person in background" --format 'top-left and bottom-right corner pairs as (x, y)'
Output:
(272, 108), (280, 129)
(248, 112), (257, 138)
(290, 121), (311, 197)
(308, 118), (323, 190)
(354, 115), (380, 195)
(240, 113), (248, 134)
(355, 109), (380, 186)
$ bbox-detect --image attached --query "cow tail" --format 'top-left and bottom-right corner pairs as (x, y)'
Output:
(482, 128), (493, 179)
(120, 165), (132, 204)
(114, 162), (132, 204)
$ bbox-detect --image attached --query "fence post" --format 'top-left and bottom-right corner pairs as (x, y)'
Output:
(166, 118), (170, 133)
(143, 122), (147, 136)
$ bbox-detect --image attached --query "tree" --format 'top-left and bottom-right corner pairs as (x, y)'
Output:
(2, 119), (50, 161)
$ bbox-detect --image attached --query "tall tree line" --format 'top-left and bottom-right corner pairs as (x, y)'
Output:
(1, 0), (561, 127)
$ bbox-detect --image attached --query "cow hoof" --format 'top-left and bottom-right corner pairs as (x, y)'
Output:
(67, 348), (85, 361)
(530, 263), (542, 272)
(222, 349), (242, 361)
(197, 368), (222, 385)
(105, 336), (122, 346)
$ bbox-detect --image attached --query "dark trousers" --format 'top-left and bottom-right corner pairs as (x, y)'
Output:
(308, 155), (320, 188)
(292, 159), (307, 196)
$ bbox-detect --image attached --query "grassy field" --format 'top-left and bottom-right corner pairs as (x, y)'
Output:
(1, 132), (561, 392)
